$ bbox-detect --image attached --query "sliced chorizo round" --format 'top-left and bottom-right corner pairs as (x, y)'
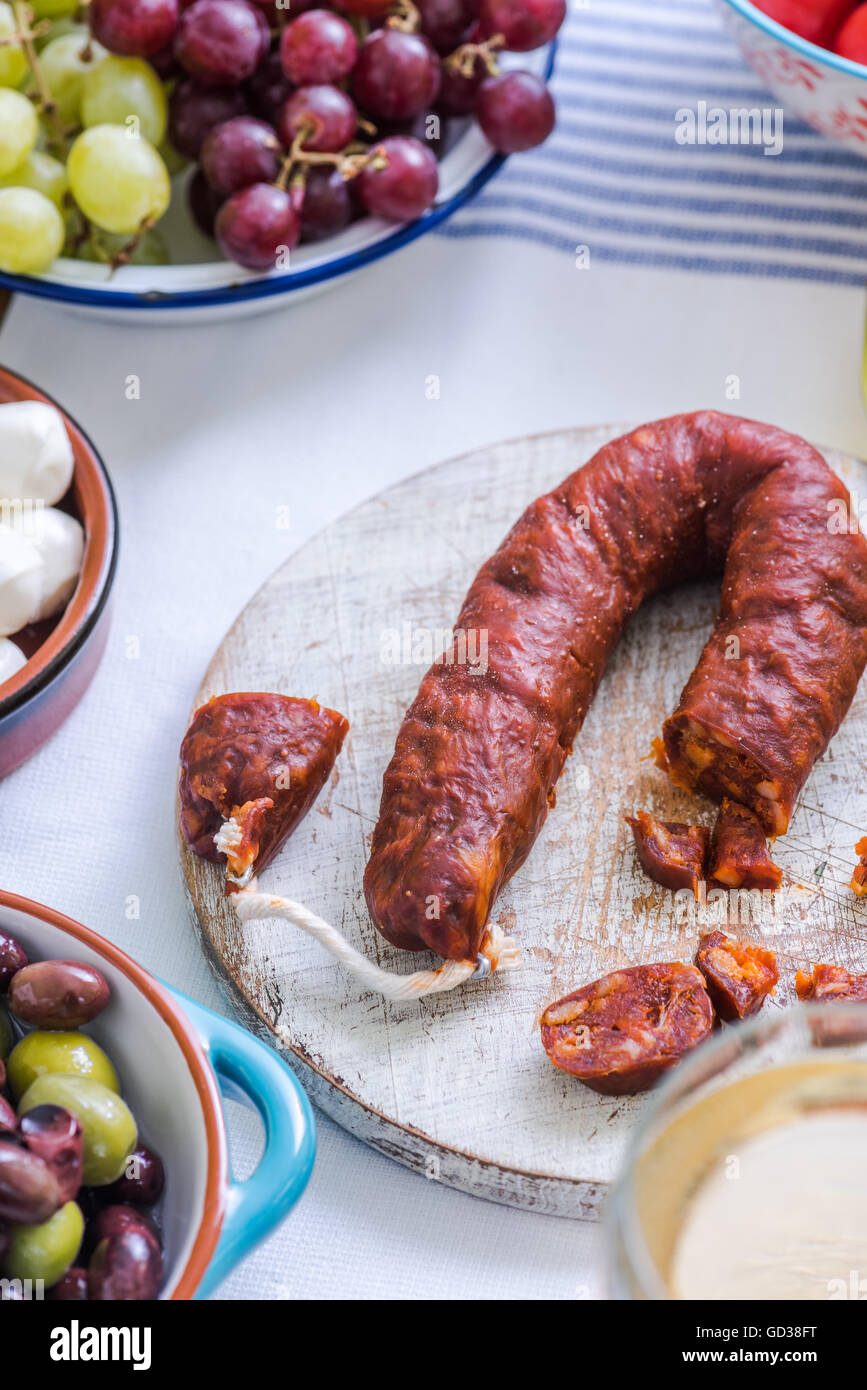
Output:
(540, 962), (715, 1095)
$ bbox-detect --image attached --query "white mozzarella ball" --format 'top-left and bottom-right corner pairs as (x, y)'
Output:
(0, 400), (75, 506)
(16, 506), (84, 620)
(0, 522), (41, 635)
(0, 636), (26, 684)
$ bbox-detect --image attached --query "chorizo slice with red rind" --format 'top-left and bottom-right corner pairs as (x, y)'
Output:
(795, 963), (867, 1002)
(540, 962), (715, 1095)
(795, 962), (867, 1046)
(695, 930), (778, 1021)
(851, 838), (867, 898)
(708, 799), (782, 891)
(179, 692), (349, 882)
(627, 812), (709, 897)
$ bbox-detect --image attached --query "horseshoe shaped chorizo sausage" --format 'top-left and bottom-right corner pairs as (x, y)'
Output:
(364, 412), (867, 962)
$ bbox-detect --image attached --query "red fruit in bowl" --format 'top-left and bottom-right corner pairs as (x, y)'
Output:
(333, 0), (391, 14)
(479, 0), (565, 51)
(174, 0), (268, 85)
(216, 183), (300, 269)
(834, 2), (867, 60)
(417, 0), (477, 54)
(246, 50), (293, 126)
(280, 9), (358, 86)
(278, 84), (357, 152)
(352, 29), (441, 123)
(168, 78), (248, 159)
(90, 0), (180, 57)
(477, 70), (554, 151)
(299, 165), (354, 241)
(201, 115), (282, 195)
(753, 0), (857, 47)
(358, 135), (438, 220)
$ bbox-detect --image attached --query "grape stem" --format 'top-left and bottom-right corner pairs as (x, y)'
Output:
(275, 122), (380, 190)
(445, 32), (505, 79)
(11, 2), (54, 112)
(105, 217), (155, 273)
(10, 0), (73, 141)
(386, 0), (421, 34)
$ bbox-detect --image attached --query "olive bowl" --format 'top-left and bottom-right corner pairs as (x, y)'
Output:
(0, 890), (316, 1300)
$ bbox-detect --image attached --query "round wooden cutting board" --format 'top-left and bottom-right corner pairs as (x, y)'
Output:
(180, 424), (867, 1218)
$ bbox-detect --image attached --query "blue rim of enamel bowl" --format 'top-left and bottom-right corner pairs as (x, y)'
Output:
(0, 41), (556, 311)
(719, 0), (867, 80)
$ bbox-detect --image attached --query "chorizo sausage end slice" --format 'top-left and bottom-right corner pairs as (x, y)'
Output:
(179, 691), (349, 879)
(540, 962), (714, 1095)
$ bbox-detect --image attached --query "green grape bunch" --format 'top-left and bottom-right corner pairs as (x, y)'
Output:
(0, 0), (172, 274)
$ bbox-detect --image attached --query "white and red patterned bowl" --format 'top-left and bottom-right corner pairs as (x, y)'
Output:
(717, 0), (867, 154)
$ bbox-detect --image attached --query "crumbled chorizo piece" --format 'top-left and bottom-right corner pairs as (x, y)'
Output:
(179, 692), (349, 886)
(649, 736), (669, 773)
(540, 962), (715, 1095)
(709, 799), (782, 891)
(795, 963), (867, 1002)
(695, 930), (778, 1021)
(851, 838), (867, 898)
(627, 811), (709, 897)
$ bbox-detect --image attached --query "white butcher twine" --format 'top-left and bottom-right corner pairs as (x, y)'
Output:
(217, 818), (521, 1000)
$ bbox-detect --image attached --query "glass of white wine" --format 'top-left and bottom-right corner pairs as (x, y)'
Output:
(607, 1002), (867, 1300)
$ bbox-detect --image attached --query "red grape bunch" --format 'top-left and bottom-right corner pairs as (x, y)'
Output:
(0, 0), (565, 277)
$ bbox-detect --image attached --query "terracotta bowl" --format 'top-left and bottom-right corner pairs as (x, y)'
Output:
(0, 366), (117, 779)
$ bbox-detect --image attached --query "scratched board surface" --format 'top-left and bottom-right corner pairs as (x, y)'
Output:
(180, 425), (867, 1216)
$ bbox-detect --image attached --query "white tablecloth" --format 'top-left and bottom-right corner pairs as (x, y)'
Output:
(2, 0), (867, 1300)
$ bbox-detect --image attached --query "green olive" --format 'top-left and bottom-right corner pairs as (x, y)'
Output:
(0, 1001), (12, 1060)
(7, 1030), (119, 1101)
(3, 1199), (83, 1287)
(18, 1075), (136, 1186)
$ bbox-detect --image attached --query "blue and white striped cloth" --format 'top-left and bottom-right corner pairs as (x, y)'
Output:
(441, 0), (867, 285)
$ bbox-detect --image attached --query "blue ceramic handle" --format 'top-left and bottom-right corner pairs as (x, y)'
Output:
(166, 986), (316, 1300)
